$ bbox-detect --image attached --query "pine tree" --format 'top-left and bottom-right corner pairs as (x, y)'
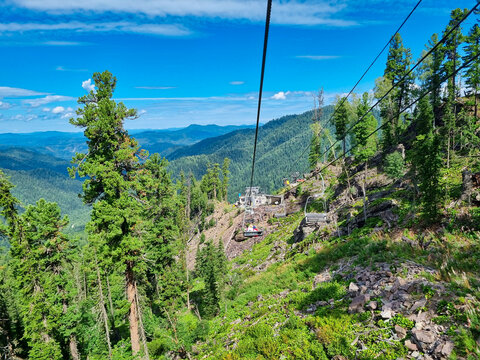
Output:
(383, 33), (414, 144)
(353, 93), (378, 223)
(333, 97), (350, 154)
(442, 9), (468, 169)
(412, 97), (442, 222)
(464, 24), (480, 122)
(193, 240), (226, 319)
(221, 158), (231, 202)
(69, 71), (145, 355)
(417, 34), (444, 127)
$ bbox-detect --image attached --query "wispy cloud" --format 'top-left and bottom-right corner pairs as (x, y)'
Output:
(10, 0), (358, 27)
(0, 21), (192, 36)
(56, 65), (88, 72)
(0, 86), (47, 98)
(135, 86), (176, 90)
(229, 81), (245, 85)
(23, 95), (75, 107)
(296, 55), (341, 60)
(42, 41), (86, 46)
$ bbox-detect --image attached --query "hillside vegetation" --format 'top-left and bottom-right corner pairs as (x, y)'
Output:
(168, 108), (336, 201)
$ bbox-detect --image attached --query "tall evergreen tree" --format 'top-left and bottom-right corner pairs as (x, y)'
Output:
(383, 33), (414, 144)
(412, 97), (443, 222)
(442, 9), (468, 169)
(333, 97), (350, 154)
(464, 24), (480, 121)
(353, 93), (378, 223)
(417, 33), (444, 127)
(221, 158), (231, 202)
(69, 71), (146, 356)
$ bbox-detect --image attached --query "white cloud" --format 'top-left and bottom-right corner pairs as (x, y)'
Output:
(9, 0), (357, 27)
(0, 86), (47, 98)
(230, 81), (245, 85)
(0, 101), (12, 109)
(296, 55), (341, 60)
(271, 91), (288, 100)
(138, 109), (147, 115)
(0, 21), (191, 36)
(23, 95), (75, 107)
(135, 86), (176, 90)
(82, 79), (95, 92)
(51, 106), (65, 114)
(42, 107), (51, 112)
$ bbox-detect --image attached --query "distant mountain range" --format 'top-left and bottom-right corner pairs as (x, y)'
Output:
(0, 124), (256, 160)
(0, 111), (336, 223)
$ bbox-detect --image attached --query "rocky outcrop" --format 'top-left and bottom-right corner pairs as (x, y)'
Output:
(302, 260), (477, 360)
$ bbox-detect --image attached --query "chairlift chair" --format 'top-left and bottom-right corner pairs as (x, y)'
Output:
(274, 195), (286, 218)
(241, 191), (264, 237)
(304, 173), (328, 225)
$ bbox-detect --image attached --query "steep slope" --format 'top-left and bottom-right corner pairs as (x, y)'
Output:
(0, 148), (89, 233)
(168, 107), (335, 201)
(187, 162), (480, 360)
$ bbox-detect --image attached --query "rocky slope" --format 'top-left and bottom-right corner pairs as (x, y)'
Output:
(187, 154), (480, 360)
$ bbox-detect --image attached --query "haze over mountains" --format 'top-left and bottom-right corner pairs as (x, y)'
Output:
(0, 123), (256, 160)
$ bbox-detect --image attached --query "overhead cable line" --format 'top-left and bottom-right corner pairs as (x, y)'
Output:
(312, 47), (480, 179)
(248, 0), (273, 199)
(295, 0), (423, 162)
(318, 2), (479, 162)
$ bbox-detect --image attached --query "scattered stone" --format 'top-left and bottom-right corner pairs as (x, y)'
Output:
(381, 302), (393, 319)
(411, 299), (427, 312)
(405, 340), (418, 351)
(412, 329), (435, 344)
(314, 271), (332, 287)
(442, 341), (454, 357)
(368, 301), (377, 310)
(380, 309), (392, 319)
(348, 282), (359, 293)
(394, 325), (407, 339)
(257, 295), (263, 302)
(348, 295), (369, 313)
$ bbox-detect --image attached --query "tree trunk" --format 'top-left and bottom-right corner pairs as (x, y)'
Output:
(186, 267), (191, 311)
(135, 286), (150, 360)
(69, 334), (80, 360)
(363, 162), (368, 224)
(95, 256), (112, 358)
(126, 262), (141, 355)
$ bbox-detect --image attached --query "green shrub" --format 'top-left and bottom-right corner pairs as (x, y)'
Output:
(384, 151), (405, 179)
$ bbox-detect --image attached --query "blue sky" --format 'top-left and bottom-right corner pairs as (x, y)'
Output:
(0, 0), (477, 132)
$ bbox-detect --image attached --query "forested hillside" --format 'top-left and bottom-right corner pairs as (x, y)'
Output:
(168, 108), (336, 200)
(0, 148), (89, 233)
